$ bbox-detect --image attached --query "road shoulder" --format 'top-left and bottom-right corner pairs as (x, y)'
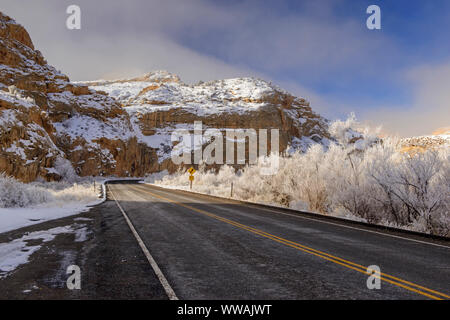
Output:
(0, 199), (168, 300)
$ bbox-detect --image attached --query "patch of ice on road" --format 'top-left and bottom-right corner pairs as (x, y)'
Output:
(22, 285), (39, 293)
(0, 226), (73, 278)
(74, 217), (92, 222)
(74, 226), (90, 242)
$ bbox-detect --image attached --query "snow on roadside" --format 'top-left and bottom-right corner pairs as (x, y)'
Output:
(0, 178), (104, 234)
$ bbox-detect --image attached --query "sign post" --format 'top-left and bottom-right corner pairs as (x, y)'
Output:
(188, 167), (196, 190)
(189, 175), (194, 190)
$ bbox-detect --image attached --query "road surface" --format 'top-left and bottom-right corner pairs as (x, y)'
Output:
(103, 182), (450, 300)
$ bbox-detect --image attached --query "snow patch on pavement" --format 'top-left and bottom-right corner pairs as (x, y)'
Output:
(0, 226), (74, 278)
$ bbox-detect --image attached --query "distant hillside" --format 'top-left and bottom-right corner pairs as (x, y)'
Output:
(401, 130), (450, 153)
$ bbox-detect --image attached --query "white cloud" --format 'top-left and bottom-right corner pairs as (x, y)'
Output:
(1, 0), (445, 137)
(0, 1), (250, 81)
(362, 62), (450, 137)
(1, 0), (396, 81)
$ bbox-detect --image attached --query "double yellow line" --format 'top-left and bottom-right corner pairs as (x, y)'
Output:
(131, 185), (450, 300)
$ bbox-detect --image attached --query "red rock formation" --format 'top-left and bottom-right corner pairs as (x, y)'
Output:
(0, 12), (160, 181)
(0, 12), (330, 182)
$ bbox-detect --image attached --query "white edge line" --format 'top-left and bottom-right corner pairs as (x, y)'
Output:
(256, 206), (450, 249)
(146, 184), (450, 250)
(108, 184), (178, 300)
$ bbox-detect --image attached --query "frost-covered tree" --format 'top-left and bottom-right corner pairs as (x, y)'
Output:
(0, 174), (52, 207)
(53, 157), (78, 183)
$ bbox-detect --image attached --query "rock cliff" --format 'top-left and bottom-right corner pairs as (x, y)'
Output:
(83, 72), (330, 165)
(0, 12), (330, 182)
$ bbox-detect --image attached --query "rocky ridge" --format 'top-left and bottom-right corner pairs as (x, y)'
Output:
(0, 12), (330, 182)
(83, 72), (330, 164)
(401, 131), (450, 153)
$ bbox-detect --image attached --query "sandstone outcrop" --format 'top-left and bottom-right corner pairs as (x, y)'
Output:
(86, 73), (330, 167)
(401, 131), (450, 153)
(1, 12), (330, 182)
(0, 12), (160, 181)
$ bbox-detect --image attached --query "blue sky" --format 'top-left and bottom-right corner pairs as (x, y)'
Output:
(170, 0), (450, 115)
(2, 0), (449, 136)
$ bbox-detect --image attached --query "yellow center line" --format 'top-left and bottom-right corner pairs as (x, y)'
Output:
(129, 185), (449, 300)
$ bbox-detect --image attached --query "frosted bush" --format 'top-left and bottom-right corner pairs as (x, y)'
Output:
(53, 157), (78, 183)
(0, 174), (99, 208)
(48, 183), (99, 205)
(328, 113), (380, 149)
(144, 170), (170, 183)
(0, 174), (53, 207)
(368, 148), (449, 235)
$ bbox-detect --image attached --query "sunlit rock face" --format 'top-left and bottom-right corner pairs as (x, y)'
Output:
(83, 72), (331, 167)
(0, 11), (161, 181)
(401, 130), (450, 154)
(0, 11), (330, 182)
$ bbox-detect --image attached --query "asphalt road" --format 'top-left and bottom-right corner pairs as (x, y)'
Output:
(105, 182), (450, 300)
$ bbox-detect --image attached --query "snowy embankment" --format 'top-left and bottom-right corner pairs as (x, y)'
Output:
(0, 175), (104, 233)
(146, 117), (450, 237)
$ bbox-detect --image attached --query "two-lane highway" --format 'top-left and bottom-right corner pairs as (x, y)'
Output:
(106, 182), (450, 300)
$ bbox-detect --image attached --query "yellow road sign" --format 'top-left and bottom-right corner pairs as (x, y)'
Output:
(189, 175), (194, 181)
(188, 167), (196, 175)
